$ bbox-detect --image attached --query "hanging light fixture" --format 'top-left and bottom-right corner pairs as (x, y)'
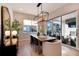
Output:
(33, 3), (49, 35)
(33, 3), (49, 21)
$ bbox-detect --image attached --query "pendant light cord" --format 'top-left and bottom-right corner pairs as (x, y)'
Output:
(41, 4), (43, 21)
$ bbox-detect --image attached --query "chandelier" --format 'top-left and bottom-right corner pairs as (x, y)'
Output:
(33, 3), (49, 22)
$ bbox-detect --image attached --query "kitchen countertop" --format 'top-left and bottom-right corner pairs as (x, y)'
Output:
(30, 34), (56, 42)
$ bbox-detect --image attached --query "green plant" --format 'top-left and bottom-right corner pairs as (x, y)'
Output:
(12, 19), (20, 33)
(4, 18), (10, 30)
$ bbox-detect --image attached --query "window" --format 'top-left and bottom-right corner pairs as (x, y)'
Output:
(47, 20), (53, 36)
(52, 17), (62, 37)
(62, 12), (77, 47)
(47, 17), (62, 38)
(23, 19), (37, 32)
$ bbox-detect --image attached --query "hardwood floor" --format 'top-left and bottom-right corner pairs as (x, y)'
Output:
(62, 45), (79, 56)
(17, 34), (79, 56)
(17, 39), (38, 56)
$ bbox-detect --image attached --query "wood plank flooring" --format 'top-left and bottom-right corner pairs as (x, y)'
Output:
(17, 34), (79, 56)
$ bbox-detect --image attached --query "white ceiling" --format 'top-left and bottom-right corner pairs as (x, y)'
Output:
(6, 3), (68, 15)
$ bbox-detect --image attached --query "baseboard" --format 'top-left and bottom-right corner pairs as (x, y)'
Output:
(62, 43), (79, 52)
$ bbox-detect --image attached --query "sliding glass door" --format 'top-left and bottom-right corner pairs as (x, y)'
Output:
(62, 12), (77, 47)
(46, 11), (77, 48)
(52, 17), (62, 39)
(47, 20), (53, 36)
(47, 17), (62, 40)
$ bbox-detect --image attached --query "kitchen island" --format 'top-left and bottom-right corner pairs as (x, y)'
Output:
(30, 34), (61, 55)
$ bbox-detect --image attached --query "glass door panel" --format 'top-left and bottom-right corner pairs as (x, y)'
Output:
(62, 12), (77, 47)
(52, 17), (62, 40)
(47, 20), (53, 36)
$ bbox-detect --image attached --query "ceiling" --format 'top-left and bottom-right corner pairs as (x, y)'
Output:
(6, 3), (68, 15)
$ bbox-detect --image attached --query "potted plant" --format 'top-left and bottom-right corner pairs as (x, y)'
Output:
(4, 18), (10, 30)
(12, 19), (20, 34)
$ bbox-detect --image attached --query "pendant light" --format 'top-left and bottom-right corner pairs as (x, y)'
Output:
(33, 3), (49, 35)
(34, 3), (49, 21)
